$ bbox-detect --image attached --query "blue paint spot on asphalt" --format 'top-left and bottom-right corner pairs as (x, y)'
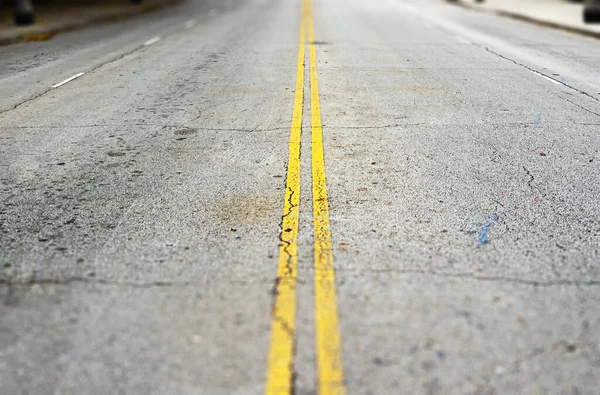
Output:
(535, 112), (543, 126)
(560, 76), (565, 83)
(477, 214), (498, 245)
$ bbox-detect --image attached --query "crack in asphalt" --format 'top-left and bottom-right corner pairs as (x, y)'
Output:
(271, 310), (295, 338)
(273, 185), (297, 286)
(4, 124), (291, 132)
(197, 126), (287, 133)
(266, 158), (299, 393)
(281, 187), (298, 221)
(0, 277), (269, 288)
(322, 122), (427, 130)
(559, 96), (600, 118)
(6, 124), (421, 133)
(523, 165), (535, 188)
(341, 268), (600, 287)
(0, 88), (52, 118)
(0, 46), (144, 117)
(484, 47), (600, 105)
(7, 121), (572, 133)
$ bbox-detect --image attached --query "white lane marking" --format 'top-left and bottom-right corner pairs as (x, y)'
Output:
(530, 70), (561, 85)
(454, 35), (472, 45)
(51, 72), (85, 88)
(390, 0), (570, 89)
(185, 19), (197, 29)
(144, 36), (161, 46)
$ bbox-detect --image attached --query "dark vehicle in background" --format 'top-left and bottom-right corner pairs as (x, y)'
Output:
(11, 0), (34, 24)
(584, 0), (600, 22)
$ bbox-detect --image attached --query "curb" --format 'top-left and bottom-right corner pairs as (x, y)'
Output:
(447, 0), (600, 40)
(0, 0), (180, 46)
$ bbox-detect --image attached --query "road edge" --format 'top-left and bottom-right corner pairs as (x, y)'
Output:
(446, 0), (600, 40)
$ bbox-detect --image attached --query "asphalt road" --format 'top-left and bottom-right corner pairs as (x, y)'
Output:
(1, 0), (599, 393)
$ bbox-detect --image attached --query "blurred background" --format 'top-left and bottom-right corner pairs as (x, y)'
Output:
(1, 0), (598, 47)
(0, 0), (179, 44)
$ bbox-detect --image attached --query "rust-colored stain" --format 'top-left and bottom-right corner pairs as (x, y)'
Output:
(21, 33), (54, 42)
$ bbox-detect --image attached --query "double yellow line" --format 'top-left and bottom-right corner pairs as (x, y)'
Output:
(265, 0), (345, 393)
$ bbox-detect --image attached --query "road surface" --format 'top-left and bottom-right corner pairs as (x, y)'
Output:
(1, 0), (599, 393)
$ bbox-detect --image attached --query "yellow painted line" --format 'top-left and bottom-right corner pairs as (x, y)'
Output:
(307, 0), (346, 393)
(266, 0), (345, 392)
(264, 1), (308, 393)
